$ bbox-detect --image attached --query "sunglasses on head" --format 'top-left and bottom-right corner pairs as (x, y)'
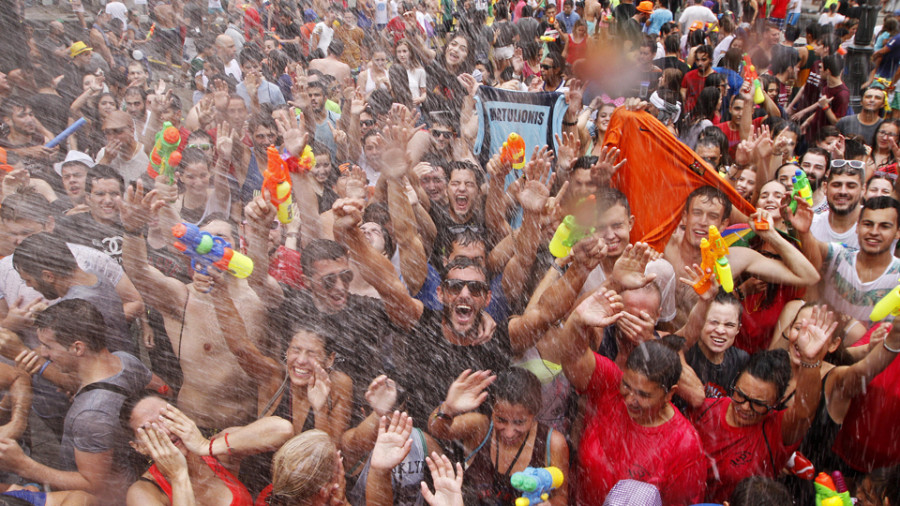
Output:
(431, 130), (454, 139)
(319, 269), (353, 290)
(830, 159), (865, 170)
(187, 143), (212, 151)
(441, 279), (489, 297)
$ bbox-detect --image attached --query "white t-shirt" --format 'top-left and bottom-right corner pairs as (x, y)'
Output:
(822, 243), (900, 324)
(407, 67), (427, 99)
(104, 2), (128, 25)
(0, 243), (124, 305)
(811, 210), (859, 249)
(819, 12), (846, 26)
(678, 5), (717, 32)
(225, 58), (243, 83)
(579, 257), (678, 323)
(375, 0), (389, 24)
(314, 23), (335, 52)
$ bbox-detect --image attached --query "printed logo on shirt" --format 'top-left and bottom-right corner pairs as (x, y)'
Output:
(730, 449), (753, 467)
(628, 464), (650, 480)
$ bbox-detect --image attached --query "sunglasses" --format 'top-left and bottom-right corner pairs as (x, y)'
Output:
(831, 159), (865, 170)
(318, 269), (353, 290)
(730, 385), (776, 414)
(431, 130), (454, 139)
(360, 119), (376, 127)
(187, 143), (212, 151)
(540, 63), (555, 70)
(441, 279), (489, 297)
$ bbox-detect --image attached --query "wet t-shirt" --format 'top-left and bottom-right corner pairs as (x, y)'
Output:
(397, 307), (511, 424)
(685, 345), (749, 399)
(55, 213), (125, 264)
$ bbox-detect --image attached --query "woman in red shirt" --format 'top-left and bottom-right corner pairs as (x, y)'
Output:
(685, 304), (837, 502)
(564, 20), (588, 67)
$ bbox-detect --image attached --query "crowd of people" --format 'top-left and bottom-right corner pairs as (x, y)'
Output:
(2, 0), (900, 503)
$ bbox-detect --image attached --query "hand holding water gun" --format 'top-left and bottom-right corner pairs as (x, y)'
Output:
(789, 169), (814, 213)
(548, 196), (596, 259)
(147, 121), (182, 183)
(263, 146), (293, 224)
(511, 466), (564, 506)
(814, 471), (852, 506)
(693, 225), (734, 294)
(499, 132), (526, 170)
(742, 54), (766, 105)
(172, 223), (254, 279)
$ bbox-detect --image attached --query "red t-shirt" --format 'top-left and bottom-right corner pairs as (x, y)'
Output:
(682, 69), (712, 115)
(769, 0), (789, 19)
(690, 398), (799, 502)
(714, 117), (766, 158)
(833, 351), (900, 471)
(577, 353), (707, 505)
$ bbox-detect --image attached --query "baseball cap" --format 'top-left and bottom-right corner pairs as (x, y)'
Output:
(69, 41), (92, 58)
(637, 1), (654, 14)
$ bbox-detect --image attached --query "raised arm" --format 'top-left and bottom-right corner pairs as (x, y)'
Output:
(332, 198), (423, 328)
(366, 411), (414, 506)
(785, 193), (828, 271)
(243, 193), (286, 307)
(209, 280), (282, 382)
(782, 305), (838, 445)
(555, 289), (624, 392)
(0, 363), (31, 441)
(730, 209), (820, 287)
(426, 369), (494, 445)
(273, 110), (322, 247)
(675, 264), (718, 350)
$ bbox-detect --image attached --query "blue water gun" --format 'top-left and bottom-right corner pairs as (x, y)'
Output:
(510, 466), (564, 506)
(171, 223), (253, 279)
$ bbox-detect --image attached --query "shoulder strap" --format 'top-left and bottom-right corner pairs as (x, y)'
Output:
(465, 421), (493, 465)
(414, 427), (427, 456)
(76, 381), (130, 398)
(260, 376), (290, 417)
(545, 427), (554, 467)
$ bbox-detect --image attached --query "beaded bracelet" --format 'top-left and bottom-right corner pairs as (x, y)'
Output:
(799, 360), (821, 369)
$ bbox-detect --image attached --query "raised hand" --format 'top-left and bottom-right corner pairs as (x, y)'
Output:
(331, 198), (365, 233)
(591, 145), (626, 184)
(307, 363), (333, 412)
(216, 121), (236, 162)
(370, 411), (414, 471)
(456, 73), (480, 98)
(273, 108), (308, 158)
(443, 370), (497, 417)
(795, 305), (838, 363)
(569, 235), (606, 271)
(137, 424), (189, 481)
(365, 375), (398, 418)
(749, 209), (777, 240)
(518, 146), (553, 213)
(245, 190), (278, 233)
(553, 131), (581, 174)
(679, 263), (718, 302)
(785, 193), (814, 234)
(120, 180), (162, 232)
(617, 309), (657, 345)
(610, 242), (658, 291)
(573, 289), (624, 328)
(420, 452), (464, 506)
(159, 404), (208, 456)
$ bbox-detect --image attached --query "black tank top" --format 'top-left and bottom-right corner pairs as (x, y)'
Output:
(463, 423), (553, 505)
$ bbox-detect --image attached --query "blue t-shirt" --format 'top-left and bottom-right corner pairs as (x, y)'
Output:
(645, 8), (673, 35)
(877, 33), (900, 79)
(558, 11), (581, 33)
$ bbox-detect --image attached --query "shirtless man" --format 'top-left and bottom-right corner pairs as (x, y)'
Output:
(664, 185), (821, 327)
(121, 182), (267, 431)
(308, 40), (352, 86)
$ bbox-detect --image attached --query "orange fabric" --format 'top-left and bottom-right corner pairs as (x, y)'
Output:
(602, 108), (756, 252)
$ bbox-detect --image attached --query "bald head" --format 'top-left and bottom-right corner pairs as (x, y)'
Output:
(49, 21), (65, 35)
(215, 34), (237, 60)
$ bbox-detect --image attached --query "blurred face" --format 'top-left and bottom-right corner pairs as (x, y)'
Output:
(540, 57), (559, 82)
(396, 44), (410, 64)
(217, 37), (237, 60)
(855, 477), (883, 506)
(876, 123), (899, 150)
(360, 112), (376, 135)
(729, 97), (746, 124)
(857, 207), (900, 256)
(264, 39), (278, 54)
(733, 169), (756, 201)
(420, 165), (448, 205)
(825, 173), (863, 216)
(364, 134), (383, 166)
(682, 196), (727, 247)
(866, 178), (894, 200)
(757, 180), (786, 220)
(563, 2), (572, 13)
(638, 45), (653, 64)
(62, 164), (88, 202)
(104, 122), (135, 153)
(6, 106), (36, 135)
(360, 222), (387, 254)
(862, 89), (886, 113)
(87, 178), (122, 224)
(448, 240), (486, 266)
(765, 27), (780, 46)
(4, 218), (46, 247)
(696, 144), (721, 168)
(447, 168), (479, 221)
(36, 329), (75, 372)
(98, 95), (117, 119)
(311, 153), (332, 184)
(307, 257), (352, 313)
(430, 126), (454, 151)
(124, 92), (146, 120)
(180, 162), (211, 197)
(574, 24), (586, 37)
(241, 59), (262, 77)
(766, 82), (779, 101)
(800, 153), (828, 190)
(619, 369), (670, 425)
(438, 266), (490, 337)
(491, 401), (535, 447)
(595, 203), (633, 257)
(621, 288), (661, 329)
(308, 87), (326, 111)
(729, 372), (778, 427)
(253, 125), (278, 152)
(570, 168), (597, 202)
(127, 64), (148, 86)
(700, 302), (740, 360)
(285, 331), (330, 386)
(596, 105), (614, 132)
(227, 98), (249, 127)
(372, 52), (388, 70)
(695, 52), (711, 73)
(775, 130), (797, 157)
(445, 37), (469, 68)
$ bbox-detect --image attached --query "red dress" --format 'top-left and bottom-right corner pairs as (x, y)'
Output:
(690, 398), (799, 502)
(147, 456), (254, 506)
(576, 353), (707, 505)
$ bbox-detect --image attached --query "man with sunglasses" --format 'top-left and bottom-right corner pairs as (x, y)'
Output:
(808, 159), (865, 249)
(96, 111), (148, 185)
(790, 195), (900, 327)
(332, 198), (509, 423)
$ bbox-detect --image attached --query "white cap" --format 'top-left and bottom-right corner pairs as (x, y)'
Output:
(54, 150), (96, 176)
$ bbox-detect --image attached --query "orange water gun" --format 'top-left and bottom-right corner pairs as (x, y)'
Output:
(264, 146), (293, 224)
(693, 225), (734, 295)
(742, 54), (766, 105)
(499, 133), (526, 170)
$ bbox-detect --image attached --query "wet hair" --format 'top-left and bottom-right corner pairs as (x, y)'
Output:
(821, 54), (842, 76)
(12, 232), (78, 279)
(441, 255), (488, 282)
(450, 228), (487, 250)
(784, 24), (800, 43)
(178, 147), (208, 170)
(596, 186), (631, 216)
(301, 239), (348, 276)
(34, 298), (108, 352)
(663, 33), (680, 54)
(268, 430), (337, 506)
(687, 86), (720, 125)
(0, 97), (28, 121)
(802, 147), (831, 170)
(239, 45), (264, 67)
(769, 47), (800, 75)
(730, 476), (792, 506)
(708, 289), (742, 324)
(767, 117), (801, 141)
(491, 367), (542, 415)
(119, 393), (169, 433)
(844, 138), (868, 161)
(881, 466), (900, 505)
(737, 349), (791, 400)
(0, 188), (51, 224)
(861, 196), (900, 228)
(444, 160), (485, 188)
(625, 340), (682, 392)
(683, 185), (732, 219)
(197, 213), (240, 244)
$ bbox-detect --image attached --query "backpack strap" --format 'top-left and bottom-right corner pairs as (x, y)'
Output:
(545, 426), (554, 467)
(75, 381), (130, 398)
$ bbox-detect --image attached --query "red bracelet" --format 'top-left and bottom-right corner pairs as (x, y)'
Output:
(209, 436), (215, 457)
(223, 432), (233, 456)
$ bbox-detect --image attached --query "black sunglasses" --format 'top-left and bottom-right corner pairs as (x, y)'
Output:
(360, 119), (376, 127)
(319, 269), (353, 290)
(441, 279), (489, 297)
(730, 384), (777, 414)
(431, 130), (454, 139)
(540, 63), (555, 70)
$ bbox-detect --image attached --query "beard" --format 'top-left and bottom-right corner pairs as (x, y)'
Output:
(442, 303), (484, 341)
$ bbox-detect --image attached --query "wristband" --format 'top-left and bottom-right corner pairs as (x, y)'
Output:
(799, 360), (821, 368)
(223, 432), (233, 456)
(885, 340), (900, 353)
(37, 360), (51, 378)
(433, 403), (453, 421)
(562, 120), (577, 126)
(209, 436), (215, 457)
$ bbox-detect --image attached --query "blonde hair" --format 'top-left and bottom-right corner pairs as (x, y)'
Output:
(269, 430), (337, 505)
